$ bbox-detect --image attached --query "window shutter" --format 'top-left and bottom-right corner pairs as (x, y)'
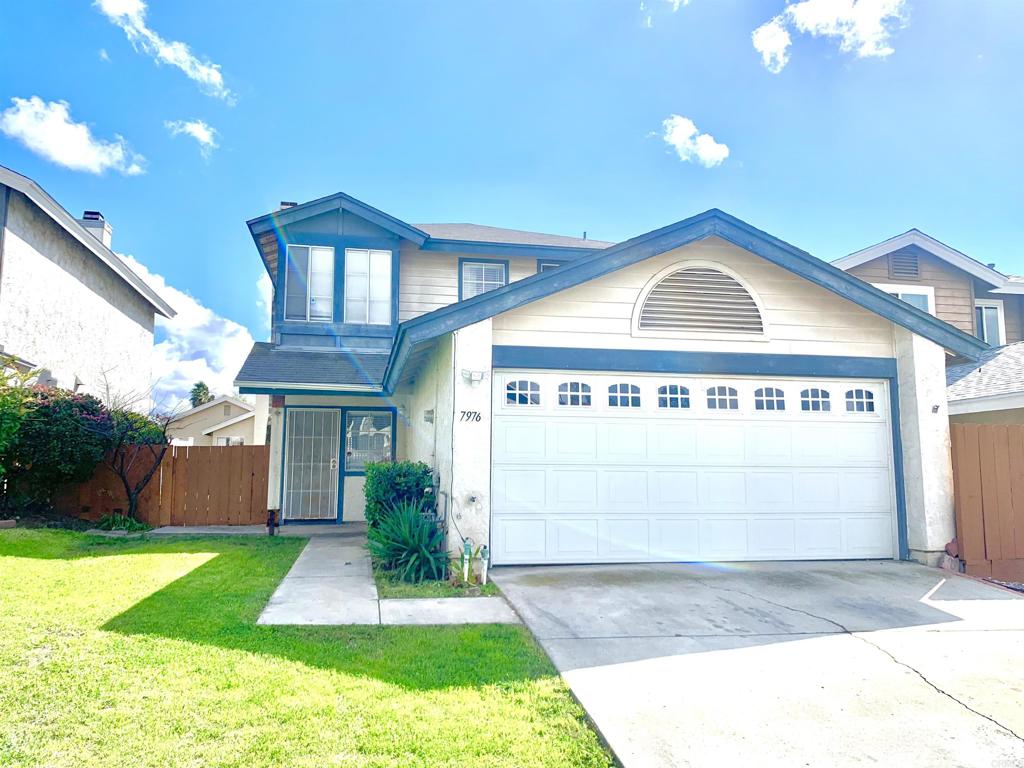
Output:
(638, 267), (763, 333)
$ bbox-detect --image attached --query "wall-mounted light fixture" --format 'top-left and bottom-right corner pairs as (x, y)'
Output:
(461, 369), (486, 385)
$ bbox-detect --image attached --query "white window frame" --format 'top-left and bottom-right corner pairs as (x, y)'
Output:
(284, 245), (335, 322)
(974, 299), (1006, 346)
(872, 283), (935, 315)
(461, 260), (508, 300)
(343, 248), (392, 326)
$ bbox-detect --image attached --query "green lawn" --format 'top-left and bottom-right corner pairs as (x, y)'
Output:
(0, 530), (611, 768)
(372, 564), (501, 599)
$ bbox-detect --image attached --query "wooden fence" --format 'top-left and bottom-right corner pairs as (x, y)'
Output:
(55, 445), (271, 528)
(950, 423), (1024, 580)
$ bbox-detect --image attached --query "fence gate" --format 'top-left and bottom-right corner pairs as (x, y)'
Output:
(951, 423), (1024, 580)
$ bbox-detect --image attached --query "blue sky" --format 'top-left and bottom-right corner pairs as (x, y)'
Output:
(1, 1), (1021, 405)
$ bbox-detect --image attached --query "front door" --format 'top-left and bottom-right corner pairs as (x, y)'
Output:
(282, 408), (341, 521)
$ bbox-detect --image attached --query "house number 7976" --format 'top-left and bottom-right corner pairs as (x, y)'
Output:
(460, 411), (482, 423)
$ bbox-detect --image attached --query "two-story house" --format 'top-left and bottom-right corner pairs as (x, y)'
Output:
(235, 191), (986, 567)
(0, 165), (174, 401)
(834, 230), (1024, 422)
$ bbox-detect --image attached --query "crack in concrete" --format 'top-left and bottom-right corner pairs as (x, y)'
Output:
(694, 578), (1024, 744)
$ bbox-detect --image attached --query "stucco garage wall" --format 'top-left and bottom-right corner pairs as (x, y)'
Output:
(0, 191), (155, 400)
(492, 237), (896, 358)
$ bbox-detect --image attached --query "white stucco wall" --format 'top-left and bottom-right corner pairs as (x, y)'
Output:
(267, 404), (284, 511)
(0, 191), (155, 402)
(894, 327), (956, 564)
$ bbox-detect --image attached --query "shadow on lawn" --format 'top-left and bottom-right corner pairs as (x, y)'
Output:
(0, 531), (551, 691)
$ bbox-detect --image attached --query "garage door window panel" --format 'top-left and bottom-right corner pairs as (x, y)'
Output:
(558, 382), (592, 407)
(506, 379), (540, 406)
(801, 388), (831, 412)
(658, 384), (690, 409)
(845, 389), (875, 413)
(755, 387), (786, 412)
(608, 383), (641, 408)
(707, 386), (739, 410)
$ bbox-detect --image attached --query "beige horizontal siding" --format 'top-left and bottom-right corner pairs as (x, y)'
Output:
(492, 238), (896, 358)
(398, 247), (538, 322)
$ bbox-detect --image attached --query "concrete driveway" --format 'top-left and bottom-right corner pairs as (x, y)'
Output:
(493, 561), (1024, 768)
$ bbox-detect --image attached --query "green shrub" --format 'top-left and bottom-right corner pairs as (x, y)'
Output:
(363, 461), (433, 527)
(4, 388), (111, 506)
(0, 359), (36, 480)
(94, 513), (151, 532)
(366, 499), (447, 583)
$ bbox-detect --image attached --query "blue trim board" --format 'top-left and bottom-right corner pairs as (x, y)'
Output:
(279, 404), (398, 525)
(424, 239), (598, 261)
(492, 346), (899, 379)
(490, 344), (910, 560)
(457, 257), (510, 302)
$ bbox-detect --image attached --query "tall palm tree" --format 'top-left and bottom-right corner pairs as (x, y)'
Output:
(189, 381), (213, 409)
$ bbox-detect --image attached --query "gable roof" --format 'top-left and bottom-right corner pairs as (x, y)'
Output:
(0, 165), (175, 318)
(169, 394), (253, 423)
(833, 229), (1024, 293)
(385, 209), (988, 391)
(947, 342), (1024, 404)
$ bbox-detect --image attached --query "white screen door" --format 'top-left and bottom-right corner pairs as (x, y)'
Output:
(283, 409), (341, 521)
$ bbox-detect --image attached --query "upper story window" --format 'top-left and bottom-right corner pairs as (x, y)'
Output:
(637, 266), (763, 335)
(800, 388), (831, 412)
(608, 383), (641, 408)
(461, 260), (508, 300)
(344, 249), (392, 325)
(506, 380), (540, 406)
(754, 387), (786, 411)
(658, 384), (690, 409)
(873, 283), (934, 315)
(845, 389), (875, 413)
(538, 261), (564, 273)
(284, 245), (334, 321)
(558, 381), (591, 407)
(974, 299), (1006, 346)
(707, 386), (739, 410)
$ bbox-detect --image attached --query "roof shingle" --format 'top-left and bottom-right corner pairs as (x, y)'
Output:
(236, 343), (387, 389)
(414, 223), (613, 249)
(946, 341), (1024, 402)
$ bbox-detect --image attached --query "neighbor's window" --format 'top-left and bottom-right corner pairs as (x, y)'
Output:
(223, 404), (231, 416)
(558, 381), (591, 407)
(344, 249), (392, 325)
(344, 410), (394, 472)
(845, 389), (875, 413)
(800, 388), (831, 412)
(707, 386), (739, 410)
(608, 383), (641, 408)
(285, 245), (334, 321)
(461, 260), (507, 300)
(873, 283), (934, 315)
(216, 437), (244, 446)
(506, 379), (540, 406)
(658, 384), (690, 409)
(754, 387), (786, 411)
(974, 300), (1005, 346)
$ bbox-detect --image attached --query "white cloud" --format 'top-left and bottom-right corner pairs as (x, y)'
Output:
(641, 0), (690, 27)
(256, 272), (273, 336)
(94, 0), (235, 103)
(754, 0), (907, 73)
(99, 48), (110, 62)
(0, 96), (145, 175)
(165, 118), (218, 158)
(118, 254), (255, 412)
(660, 115), (730, 168)
(752, 16), (792, 74)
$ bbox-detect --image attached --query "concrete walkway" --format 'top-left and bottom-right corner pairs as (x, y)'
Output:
(258, 534), (518, 626)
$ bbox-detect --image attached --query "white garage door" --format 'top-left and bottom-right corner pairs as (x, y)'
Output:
(491, 370), (897, 565)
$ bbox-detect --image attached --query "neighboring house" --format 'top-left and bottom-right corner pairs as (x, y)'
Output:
(236, 192), (987, 568)
(0, 165), (174, 401)
(834, 229), (1024, 350)
(946, 343), (1024, 424)
(167, 395), (269, 446)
